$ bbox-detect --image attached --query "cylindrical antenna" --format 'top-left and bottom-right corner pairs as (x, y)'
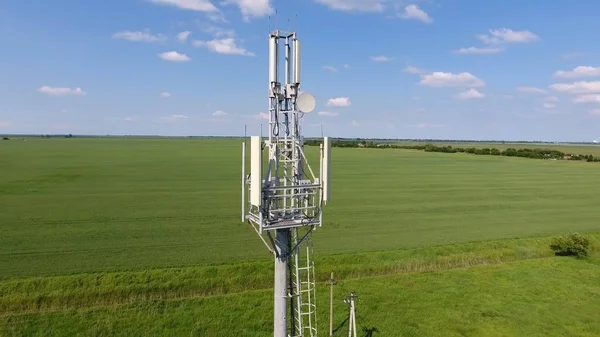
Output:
(285, 37), (290, 87)
(293, 38), (301, 85)
(269, 35), (278, 94)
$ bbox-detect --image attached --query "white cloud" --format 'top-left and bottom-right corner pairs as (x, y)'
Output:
(453, 46), (503, 54)
(478, 28), (539, 45)
(543, 103), (556, 109)
(550, 81), (600, 94)
(160, 114), (190, 121)
(206, 12), (227, 22)
(176, 31), (191, 42)
(0, 121), (12, 128)
(212, 110), (228, 116)
(590, 109), (600, 116)
(455, 88), (484, 100)
(318, 111), (339, 117)
(404, 66), (426, 74)
(201, 25), (235, 38)
(112, 29), (166, 42)
(326, 97), (352, 107)
(158, 51), (191, 62)
(322, 65), (338, 72)
(160, 92), (171, 97)
(351, 120), (360, 126)
(148, 0), (218, 12)
(573, 94), (600, 103)
(370, 55), (391, 62)
(38, 86), (86, 96)
(399, 4), (432, 23)
(343, 64), (351, 69)
(193, 38), (254, 56)
(410, 123), (445, 128)
(221, 0), (274, 20)
(314, 0), (384, 12)
(554, 66), (600, 79)
(256, 112), (269, 120)
(517, 86), (547, 94)
(544, 96), (559, 102)
(418, 72), (485, 88)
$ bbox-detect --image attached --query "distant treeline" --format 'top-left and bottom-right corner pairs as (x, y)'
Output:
(304, 139), (600, 162)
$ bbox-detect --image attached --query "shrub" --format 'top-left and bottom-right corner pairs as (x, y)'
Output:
(550, 233), (592, 258)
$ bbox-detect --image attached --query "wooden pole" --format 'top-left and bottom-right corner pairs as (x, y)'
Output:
(329, 271), (335, 336)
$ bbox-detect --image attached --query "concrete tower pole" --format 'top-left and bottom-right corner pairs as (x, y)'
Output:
(274, 229), (290, 337)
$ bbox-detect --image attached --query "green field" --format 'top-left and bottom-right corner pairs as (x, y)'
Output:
(1, 138), (599, 336)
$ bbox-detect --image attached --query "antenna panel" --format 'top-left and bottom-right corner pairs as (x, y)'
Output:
(250, 136), (262, 207)
(293, 39), (301, 84)
(323, 137), (331, 202)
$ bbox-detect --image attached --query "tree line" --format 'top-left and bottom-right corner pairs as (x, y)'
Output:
(303, 139), (600, 162)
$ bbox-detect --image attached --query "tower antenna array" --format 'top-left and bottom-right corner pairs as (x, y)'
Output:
(242, 30), (332, 337)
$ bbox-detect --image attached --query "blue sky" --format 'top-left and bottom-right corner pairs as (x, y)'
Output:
(2, 0), (600, 141)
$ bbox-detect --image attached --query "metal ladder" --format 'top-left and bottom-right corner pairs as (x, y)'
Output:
(291, 229), (318, 337)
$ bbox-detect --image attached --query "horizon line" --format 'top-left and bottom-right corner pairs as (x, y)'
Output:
(1, 133), (599, 145)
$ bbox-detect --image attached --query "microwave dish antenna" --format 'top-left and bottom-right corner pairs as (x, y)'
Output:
(297, 92), (316, 113)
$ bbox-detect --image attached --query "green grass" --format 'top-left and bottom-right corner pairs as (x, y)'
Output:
(2, 137), (600, 336)
(2, 138), (600, 279)
(4, 233), (596, 315)
(2, 256), (599, 336)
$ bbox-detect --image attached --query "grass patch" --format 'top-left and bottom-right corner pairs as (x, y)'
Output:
(2, 233), (598, 315)
(2, 257), (599, 336)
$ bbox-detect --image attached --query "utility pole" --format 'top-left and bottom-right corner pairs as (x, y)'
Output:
(344, 292), (358, 337)
(329, 271), (336, 337)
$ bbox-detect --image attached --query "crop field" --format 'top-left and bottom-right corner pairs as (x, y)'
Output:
(1, 138), (600, 336)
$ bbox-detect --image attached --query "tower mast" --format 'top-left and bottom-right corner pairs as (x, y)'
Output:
(242, 29), (332, 337)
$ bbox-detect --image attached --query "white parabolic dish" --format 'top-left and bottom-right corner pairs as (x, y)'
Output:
(297, 92), (316, 113)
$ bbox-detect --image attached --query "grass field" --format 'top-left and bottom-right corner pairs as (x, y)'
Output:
(1, 138), (600, 336)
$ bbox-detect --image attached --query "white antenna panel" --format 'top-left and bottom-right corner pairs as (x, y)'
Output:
(293, 39), (301, 84)
(250, 136), (262, 207)
(323, 137), (331, 202)
(269, 36), (278, 86)
(297, 92), (315, 113)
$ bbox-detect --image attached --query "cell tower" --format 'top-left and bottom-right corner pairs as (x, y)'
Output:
(241, 30), (331, 337)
